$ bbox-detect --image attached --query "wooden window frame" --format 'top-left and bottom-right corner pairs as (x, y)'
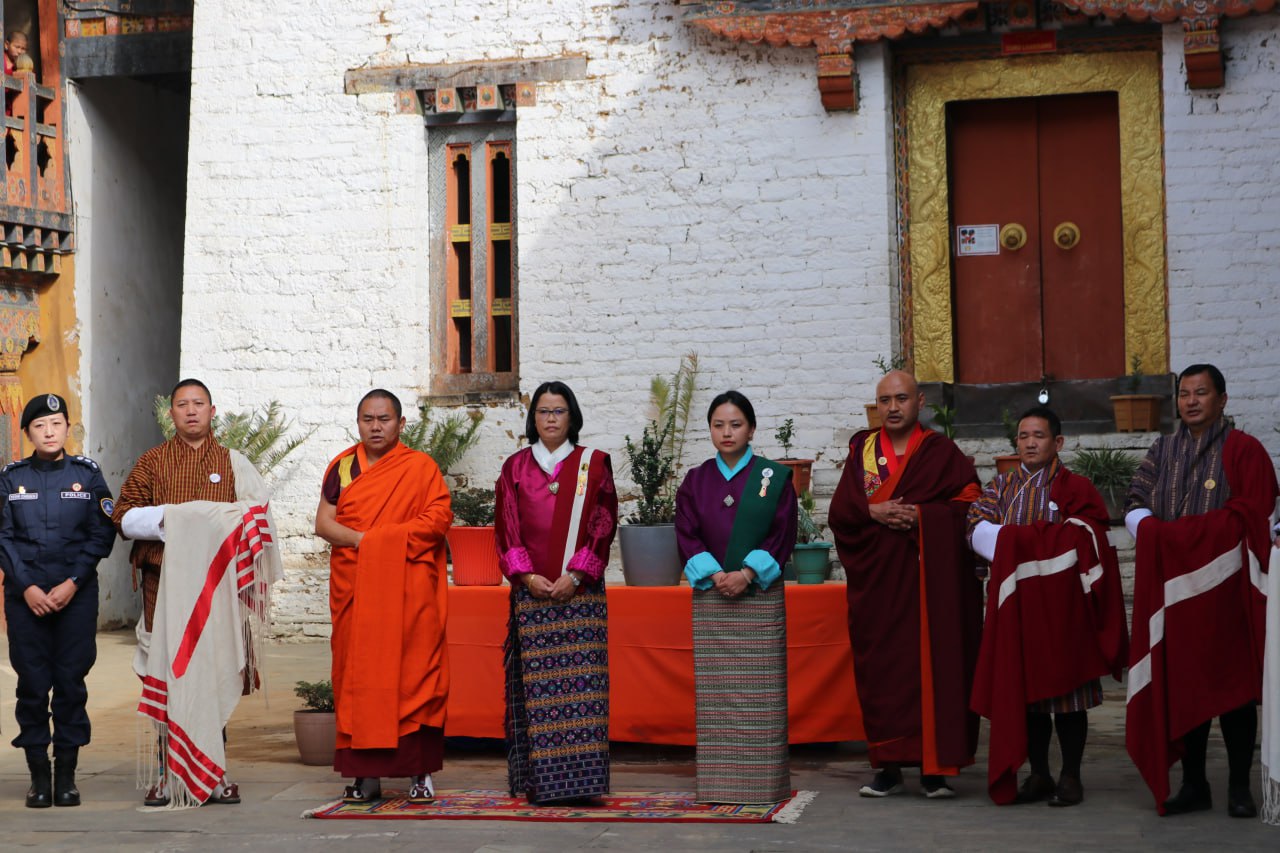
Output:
(428, 122), (518, 397)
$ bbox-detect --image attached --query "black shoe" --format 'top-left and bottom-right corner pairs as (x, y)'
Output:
(1014, 772), (1055, 804)
(921, 775), (956, 799)
(53, 747), (81, 807)
(858, 768), (905, 798)
(1227, 786), (1257, 818)
(1047, 773), (1083, 807)
(1162, 781), (1212, 815)
(24, 749), (52, 809)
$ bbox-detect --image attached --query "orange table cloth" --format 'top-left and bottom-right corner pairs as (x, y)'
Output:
(444, 582), (864, 745)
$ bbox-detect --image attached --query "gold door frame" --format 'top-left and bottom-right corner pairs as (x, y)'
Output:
(905, 51), (1166, 383)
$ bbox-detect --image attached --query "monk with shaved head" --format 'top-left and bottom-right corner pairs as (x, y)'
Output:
(829, 369), (982, 800)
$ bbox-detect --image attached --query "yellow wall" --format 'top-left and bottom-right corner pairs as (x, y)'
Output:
(15, 254), (84, 457)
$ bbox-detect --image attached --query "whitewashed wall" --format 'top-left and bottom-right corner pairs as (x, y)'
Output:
(1162, 17), (1280, 464)
(180, 1), (895, 635)
(181, 3), (1280, 636)
(69, 78), (188, 628)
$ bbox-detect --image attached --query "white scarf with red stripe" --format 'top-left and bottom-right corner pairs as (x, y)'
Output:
(134, 451), (283, 808)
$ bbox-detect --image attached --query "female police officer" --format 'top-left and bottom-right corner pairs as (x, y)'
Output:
(1, 394), (115, 807)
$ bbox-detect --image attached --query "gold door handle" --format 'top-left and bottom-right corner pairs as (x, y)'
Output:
(1054, 221), (1081, 250)
(999, 223), (1027, 251)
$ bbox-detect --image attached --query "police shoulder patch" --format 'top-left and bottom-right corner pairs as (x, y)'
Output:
(73, 455), (100, 471)
(101, 497), (115, 517)
(2, 458), (28, 473)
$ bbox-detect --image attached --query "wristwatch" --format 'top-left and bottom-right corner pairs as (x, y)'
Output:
(567, 572), (582, 588)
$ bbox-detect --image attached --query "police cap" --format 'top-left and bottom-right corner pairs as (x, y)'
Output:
(21, 393), (68, 430)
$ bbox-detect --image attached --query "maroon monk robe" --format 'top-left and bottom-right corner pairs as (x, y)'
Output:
(829, 427), (982, 773)
(1126, 430), (1278, 813)
(972, 468), (1128, 804)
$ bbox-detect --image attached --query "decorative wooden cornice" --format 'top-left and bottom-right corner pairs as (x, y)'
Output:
(681, 0), (1280, 104)
(1058, 0), (1277, 87)
(683, 1), (978, 110)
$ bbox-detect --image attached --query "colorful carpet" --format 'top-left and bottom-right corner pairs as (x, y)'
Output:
(303, 789), (816, 823)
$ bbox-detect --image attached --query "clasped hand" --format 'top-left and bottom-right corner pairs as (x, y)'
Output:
(712, 570), (751, 598)
(870, 497), (918, 531)
(524, 573), (577, 603)
(24, 579), (77, 617)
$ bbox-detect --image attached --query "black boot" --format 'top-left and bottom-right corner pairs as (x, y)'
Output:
(24, 748), (52, 808)
(53, 747), (81, 807)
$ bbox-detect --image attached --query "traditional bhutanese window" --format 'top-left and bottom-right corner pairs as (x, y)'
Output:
(428, 123), (517, 395)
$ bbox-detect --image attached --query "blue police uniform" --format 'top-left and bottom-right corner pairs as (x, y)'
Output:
(0, 452), (115, 751)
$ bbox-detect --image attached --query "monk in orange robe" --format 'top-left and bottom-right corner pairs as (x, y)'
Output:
(315, 389), (452, 804)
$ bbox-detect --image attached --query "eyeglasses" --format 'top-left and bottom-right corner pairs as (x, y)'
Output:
(536, 408), (569, 419)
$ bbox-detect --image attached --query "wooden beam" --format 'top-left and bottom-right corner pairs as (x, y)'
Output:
(345, 56), (588, 95)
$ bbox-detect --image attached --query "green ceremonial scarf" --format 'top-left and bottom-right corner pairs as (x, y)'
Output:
(721, 456), (791, 574)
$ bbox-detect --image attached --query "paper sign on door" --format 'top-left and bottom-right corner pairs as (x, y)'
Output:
(956, 224), (1000, 256)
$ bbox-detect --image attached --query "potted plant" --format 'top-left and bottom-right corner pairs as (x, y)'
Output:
(1070, 447), (1140, 524)
(293, 679), (336, 766)
(792, 491), (833, 584)
(619, 418), (683, 585)
(619, 354), (698, 586)
(994, 407), (1021, 476)
(1110, 356), (1164, 432)
(447, 487), (502, 585)
(773, 418), (813, 495)
(866, 354), (906, 429)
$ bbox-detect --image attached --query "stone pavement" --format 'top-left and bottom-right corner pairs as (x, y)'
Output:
(0, 630), (1274, 852)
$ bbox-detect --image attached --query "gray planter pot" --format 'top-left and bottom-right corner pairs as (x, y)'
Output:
(619, 524), (683, 586)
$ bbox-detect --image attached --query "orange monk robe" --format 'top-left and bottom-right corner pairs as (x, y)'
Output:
(326, 441), (452, 751)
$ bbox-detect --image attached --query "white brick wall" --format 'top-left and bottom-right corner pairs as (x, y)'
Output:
(179, 5), (1280, 635)
(182, 1), (896, 634)
(1163, 18), (1280, 465)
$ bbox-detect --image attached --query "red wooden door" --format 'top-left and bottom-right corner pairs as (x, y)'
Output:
(948, 93), (1125, 384)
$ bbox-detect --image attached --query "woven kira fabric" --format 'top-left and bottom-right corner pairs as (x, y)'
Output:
(692, 581), (789, 804)
(504, 581), (610, 803)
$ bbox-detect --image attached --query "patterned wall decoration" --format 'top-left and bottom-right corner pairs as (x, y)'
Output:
(682, 2), (980, 110)
(0, 285), (40, 458)
(681, 0), (1280, 99)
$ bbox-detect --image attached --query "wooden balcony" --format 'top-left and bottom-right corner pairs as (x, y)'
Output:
(0, 69), (71, 285)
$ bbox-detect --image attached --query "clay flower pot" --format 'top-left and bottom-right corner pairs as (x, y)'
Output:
(293, 710), (336, 766)
(1109, 395), (1163, 432)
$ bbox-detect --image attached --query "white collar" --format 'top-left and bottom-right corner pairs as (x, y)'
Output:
(531, 440), (575, 475)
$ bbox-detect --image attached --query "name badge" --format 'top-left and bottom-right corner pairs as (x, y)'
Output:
(61, 491), (92, 500)
(8, 492), (37, 501)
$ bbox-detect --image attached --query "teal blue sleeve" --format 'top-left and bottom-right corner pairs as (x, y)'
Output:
(683, 551), (722, 590)
(742, 549), (781, 591)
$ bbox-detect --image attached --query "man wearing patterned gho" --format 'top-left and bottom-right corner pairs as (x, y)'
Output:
(1124, 363), (1279, 818)
(828, 370), (983, 800)
(316, 389), (452, 805)
(967, 406), (1128, 808)
(114, 379), (283, 808)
